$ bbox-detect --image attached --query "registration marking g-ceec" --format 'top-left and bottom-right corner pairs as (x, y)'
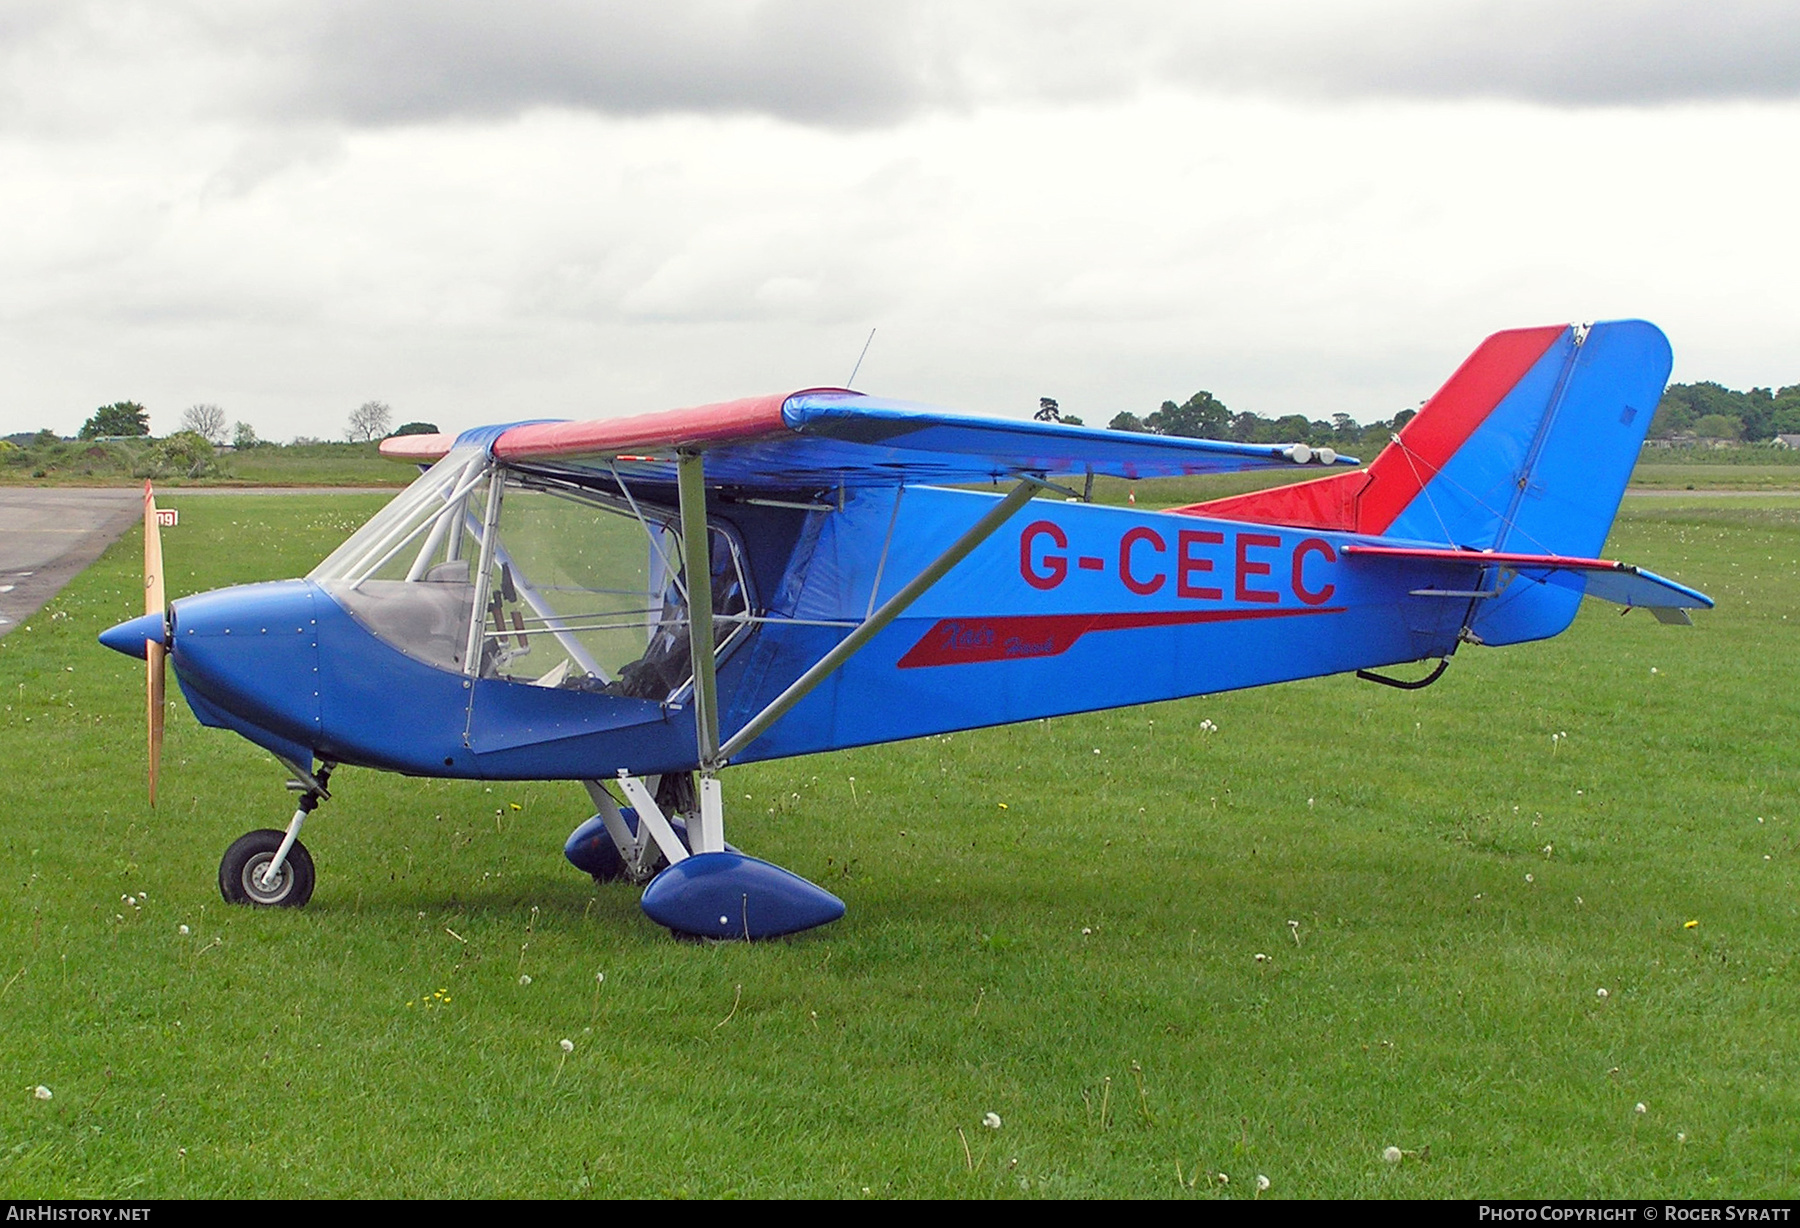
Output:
(1018, 518), (1337, 606)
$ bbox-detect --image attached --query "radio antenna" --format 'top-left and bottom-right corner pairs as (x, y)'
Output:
(846, 328), (877, 388)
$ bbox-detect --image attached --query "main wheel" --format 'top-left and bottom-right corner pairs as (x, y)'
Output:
(219, 829), (315, 908)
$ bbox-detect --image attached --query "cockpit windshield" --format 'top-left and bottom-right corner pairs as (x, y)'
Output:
(310, 453), (750, 700)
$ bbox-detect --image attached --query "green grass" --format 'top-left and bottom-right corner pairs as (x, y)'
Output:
(1621, 465), (1800, 491)
(218, 443), (411, 488)
(0, 495), (1796, 1197)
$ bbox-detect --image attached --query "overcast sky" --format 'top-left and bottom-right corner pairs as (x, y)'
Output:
(2, 1), (1797, 440)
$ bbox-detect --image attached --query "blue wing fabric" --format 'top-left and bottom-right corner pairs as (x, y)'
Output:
(495, 390), (1359, 490)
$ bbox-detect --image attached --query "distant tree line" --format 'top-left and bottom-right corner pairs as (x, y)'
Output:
(48, 399), (438, 447)
(1650, 382), (1800, 442)
(1067, 378), (1800, 450)
(1098, 390), (1417, 453)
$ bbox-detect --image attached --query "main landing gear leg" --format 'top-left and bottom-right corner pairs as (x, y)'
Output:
(219, 759), (333, 908)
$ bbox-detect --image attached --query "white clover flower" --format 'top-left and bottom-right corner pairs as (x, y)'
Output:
(1635, 1102), (1647, 1115)
(1597, 988), (1609, 999)
(559, 1039), (574, 1054)
(178, 924), (190, 936)
(33, 1086), (51, 1101)
(595, 971), (605, 983)
(1382, 1146), (1403, 1163)
(1256, 1174), (1270, 1192)
(982, 1112), (1002, 1130)
(519, 974), (532, 986)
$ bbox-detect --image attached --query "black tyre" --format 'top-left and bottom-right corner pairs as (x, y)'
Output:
(219, 829), (315, 908)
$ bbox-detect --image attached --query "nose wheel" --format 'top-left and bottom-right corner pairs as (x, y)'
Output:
(219, 758), (332, 909)
(220, 830), (315, 907)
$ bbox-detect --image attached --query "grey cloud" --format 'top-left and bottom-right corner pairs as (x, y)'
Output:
(253, 0), (936, 127)
(5, 1), (1799, 137)
(1228, 1), (1800, 106)
(251, 0), (1800, 122)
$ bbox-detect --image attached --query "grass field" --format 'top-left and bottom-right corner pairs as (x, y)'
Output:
(0, 494), (1795, 1198)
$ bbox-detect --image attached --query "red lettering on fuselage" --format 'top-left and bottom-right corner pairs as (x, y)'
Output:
(1016, 520), (1341, 607)
(1120, 527), (1166, 595)
(1292, 537), (1337, 605)
(1176, 529), (1224, 600)
(1020, 520), (1067, 590)
(1235, 533), (1281, 604)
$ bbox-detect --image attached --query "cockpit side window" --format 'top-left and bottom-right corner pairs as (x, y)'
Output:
(471, 478), (751, 700)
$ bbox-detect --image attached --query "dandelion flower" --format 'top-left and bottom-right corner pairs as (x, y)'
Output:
(519, 974), (532, 986)
(559, 1039), (574, 1053)
(1256, 1175), (1270, 1192)
(982, 1112), (1002, 1129)
(32, 1086), (51, 1101)
(1684, 920), (1698, 929)
(1382, 1146), (1402, 1164)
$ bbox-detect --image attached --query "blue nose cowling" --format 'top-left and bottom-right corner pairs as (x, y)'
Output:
(99, 611), (168, 660)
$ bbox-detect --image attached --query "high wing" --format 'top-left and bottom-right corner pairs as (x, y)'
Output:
(380, 389), (1359, 487)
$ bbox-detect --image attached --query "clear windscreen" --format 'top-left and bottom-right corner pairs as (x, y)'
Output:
(310, 457), (750, 696)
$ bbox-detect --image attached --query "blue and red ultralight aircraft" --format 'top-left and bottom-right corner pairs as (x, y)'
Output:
(100, 319), (1710, 938)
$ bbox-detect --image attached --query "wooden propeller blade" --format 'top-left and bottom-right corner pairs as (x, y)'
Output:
(147, 641), (165, 808)
(143, 480), (165, 616)
(144, 481), (166, 806)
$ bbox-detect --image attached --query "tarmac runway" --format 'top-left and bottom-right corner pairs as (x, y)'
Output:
(0, 488), (140, 635)
(0, 485), (397, 635)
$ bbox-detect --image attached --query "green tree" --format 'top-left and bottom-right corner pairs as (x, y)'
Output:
(1147, 391), (1232, 438)
(136, 430), (220, 479)
(392, 421), (441, 436)
(79, 402), (149, 439)
(1692, 413), (1743, 441)
(1108, 411), (1148, 433)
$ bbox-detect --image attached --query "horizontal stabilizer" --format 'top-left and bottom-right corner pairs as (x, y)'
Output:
(1343, 544), (1712, 611)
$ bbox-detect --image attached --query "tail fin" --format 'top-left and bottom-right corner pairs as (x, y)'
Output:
(1179, 320), (1671, 557)
(1180, 320), (1675, 644)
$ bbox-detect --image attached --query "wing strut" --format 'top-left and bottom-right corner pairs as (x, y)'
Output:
(675, 452), (729, 854)
(715, 477), (1044, 766)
